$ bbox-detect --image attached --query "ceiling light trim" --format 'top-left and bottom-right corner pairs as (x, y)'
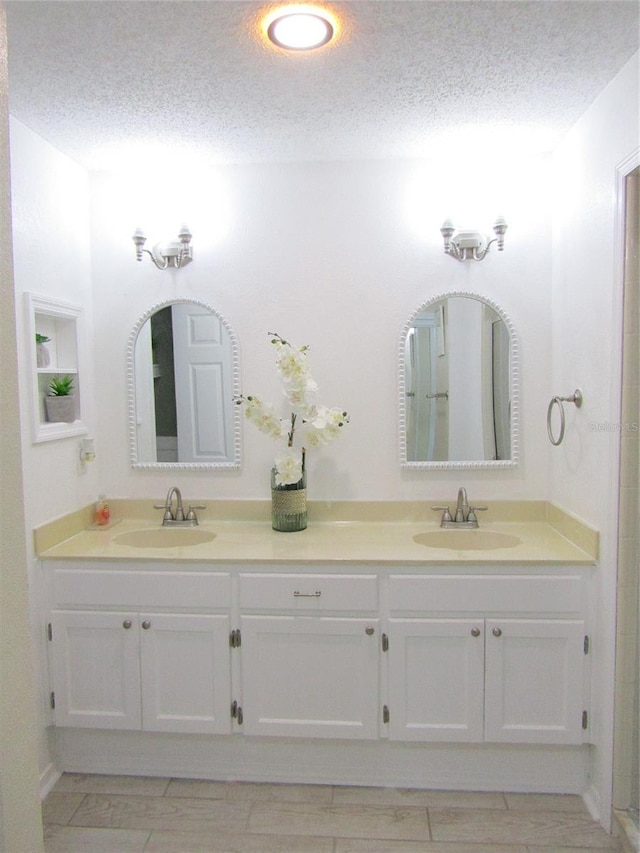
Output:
(264, 5), (337, 52)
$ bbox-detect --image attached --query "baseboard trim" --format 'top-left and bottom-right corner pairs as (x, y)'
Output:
(613, 809), (639, 853)
(55, 730), (591, 795)
(39, 762), (61, 800)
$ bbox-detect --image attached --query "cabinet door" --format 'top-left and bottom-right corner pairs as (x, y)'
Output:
(240, 616), (380, 739)
(387, 618), (485, 742)
(484, 619), (585, 744)
(49, 610), (141, 729)
(140, 613), (231, 734)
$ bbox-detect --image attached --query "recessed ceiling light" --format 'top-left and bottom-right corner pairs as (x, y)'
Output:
(267, 8), (335, 51)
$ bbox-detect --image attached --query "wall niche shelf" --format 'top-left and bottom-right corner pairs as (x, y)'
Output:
(26, 293), (87, 443)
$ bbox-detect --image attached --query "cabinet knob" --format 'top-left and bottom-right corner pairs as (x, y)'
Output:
(492, 627), (502, 637)
(470, 627), (481, 637)
(142, 620), (151, 630)
(365, 626), (375, 636)
(122, 619), (132, 629)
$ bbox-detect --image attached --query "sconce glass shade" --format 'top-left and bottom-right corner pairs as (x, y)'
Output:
(492, 216), (508, 251)
(132, 228), (147, 261)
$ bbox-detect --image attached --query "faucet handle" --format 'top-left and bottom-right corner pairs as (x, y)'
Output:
(186, 504), (206, 522)
(467, 505), (487, 523)
(153, 503), (174, 521)
(156, 508), (175, 522)
(432, 505), (453, 523)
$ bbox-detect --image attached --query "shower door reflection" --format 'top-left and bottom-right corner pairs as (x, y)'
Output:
(403, 296), (512, 464)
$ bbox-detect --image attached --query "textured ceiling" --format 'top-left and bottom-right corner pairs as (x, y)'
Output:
(5, 0), (640, 170)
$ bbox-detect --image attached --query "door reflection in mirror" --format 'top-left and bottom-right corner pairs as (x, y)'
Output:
(402, 294), (516, 467)
(130, 299), (240, 469)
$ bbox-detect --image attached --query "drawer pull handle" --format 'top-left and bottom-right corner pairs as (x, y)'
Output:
(492, 627), (502, 637)
(293, 590), (322, 598)
(142, 620), (151, 630)
(365, 626), (375, 636)
(471, 627), (481, 637)
(122, 619), (132, 630)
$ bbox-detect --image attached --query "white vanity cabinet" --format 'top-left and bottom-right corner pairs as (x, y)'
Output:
(386, 572), (589, 746)
(237, 572), (380, 739)
(43, 556), (593, 790)
(47, 563), (232, 735)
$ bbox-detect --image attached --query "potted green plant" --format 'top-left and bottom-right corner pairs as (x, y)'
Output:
(35, 333), (51, 367)
(44, 375), (76, 423)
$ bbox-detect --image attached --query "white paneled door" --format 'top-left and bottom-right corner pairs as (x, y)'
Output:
(49, 610), (141, 730)
(172, 302), (233, 463)
(388, 618), (485, 742)
(240, 616), (380, 739)
(140, 612), (231, 734)
(484, 618), (586, 744)
(50, 610), (232, 735)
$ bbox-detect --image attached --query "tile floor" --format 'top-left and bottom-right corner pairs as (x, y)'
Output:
(42, 774), (625, 852)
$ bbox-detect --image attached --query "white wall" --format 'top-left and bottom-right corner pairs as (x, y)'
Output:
(551, 51), (640, 826)
(0, 7), (44, 849)
(19, 59), (640, 815)
(89, 154), (552, 503)
(10, 117), (96, 784)
(11, 118), (97, 522)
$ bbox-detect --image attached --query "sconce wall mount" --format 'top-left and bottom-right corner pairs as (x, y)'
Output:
(440, 217), (507, 261)
(133, 225), (193, 269)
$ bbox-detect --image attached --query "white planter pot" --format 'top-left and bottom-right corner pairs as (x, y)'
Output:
(45, 395), (76, 423)
(36, 342), (50, 367)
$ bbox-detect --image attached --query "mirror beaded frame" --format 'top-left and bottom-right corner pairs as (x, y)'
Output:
(398, 290), (520, 470)
(127, 297), (242, 470)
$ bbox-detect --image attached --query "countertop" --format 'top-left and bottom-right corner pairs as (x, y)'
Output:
(35, 501), (598, 565)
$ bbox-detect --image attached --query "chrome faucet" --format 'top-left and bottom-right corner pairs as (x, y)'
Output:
(432, 487), (487, 529)
(455, 487), (469, 523)
(154, 487), (206, 527)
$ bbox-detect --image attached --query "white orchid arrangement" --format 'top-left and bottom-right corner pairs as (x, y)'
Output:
(236, 333), (349, 486)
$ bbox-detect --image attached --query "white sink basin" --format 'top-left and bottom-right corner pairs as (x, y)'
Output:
(413, 530), (522, 551)
(114, 528), (216, 549)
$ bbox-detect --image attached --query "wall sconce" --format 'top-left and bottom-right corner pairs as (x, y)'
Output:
(132, 225), (193, 269)
(80, 437), (96, 462)
(440, 217), (508, 261)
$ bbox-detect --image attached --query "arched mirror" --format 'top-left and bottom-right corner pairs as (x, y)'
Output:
(127, 298), (241, 469)
(399, 292), (519, 469)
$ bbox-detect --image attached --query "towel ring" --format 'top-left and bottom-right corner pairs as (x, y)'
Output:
(547, 389), (583, 446)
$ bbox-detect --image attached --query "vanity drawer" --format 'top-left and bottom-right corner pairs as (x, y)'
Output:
(239, 573), (378, 612)
(389, 574), (584, 616)
(51, 567), (231, 610)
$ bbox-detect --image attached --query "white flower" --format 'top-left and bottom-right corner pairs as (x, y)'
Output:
(304, 406), (349, 445)
(243, 395), (284, 439)
(274, 452), (303, 486)
(284, 376), (318, 411)
(310, 405), (341, 429)
(276, 348), (307, 380)
(235, 332), (349, 476)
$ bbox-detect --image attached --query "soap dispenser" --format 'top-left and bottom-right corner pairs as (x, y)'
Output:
(95, 494), (110, 526)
